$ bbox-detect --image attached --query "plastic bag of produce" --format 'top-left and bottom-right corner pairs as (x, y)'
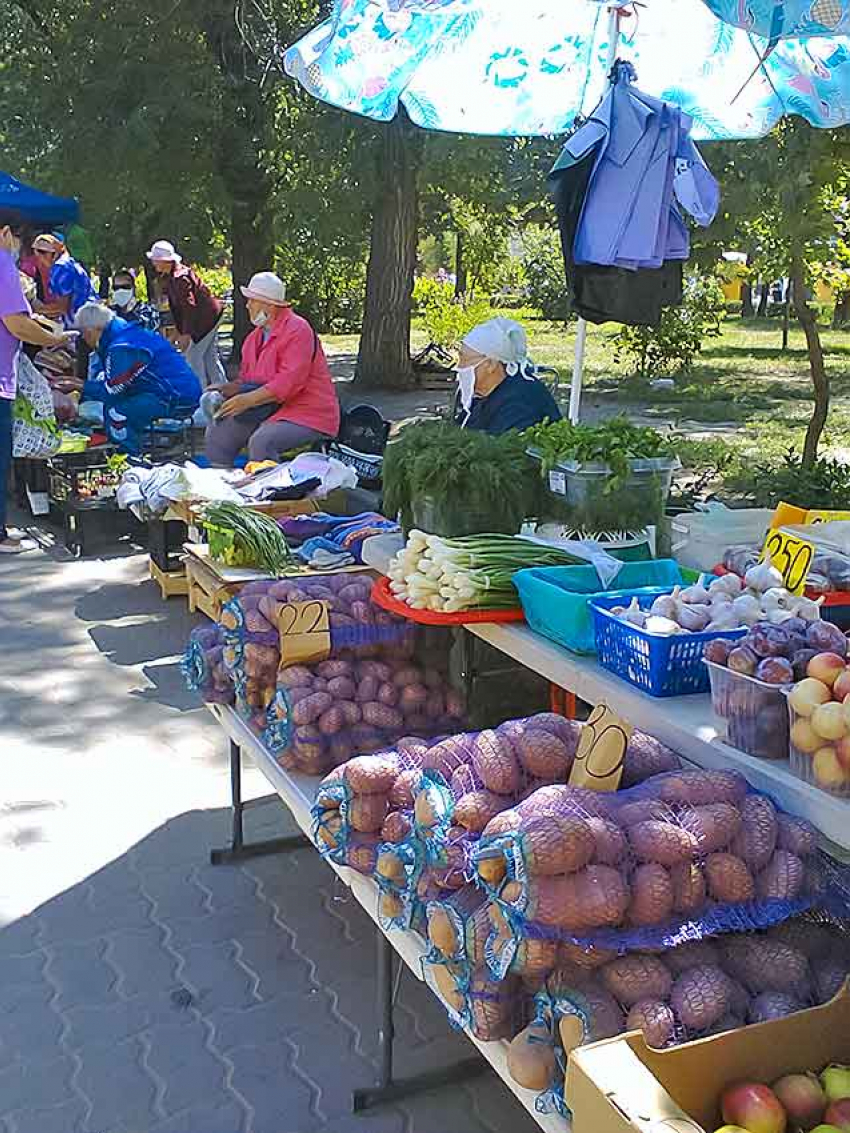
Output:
(181, 624), (235, 705)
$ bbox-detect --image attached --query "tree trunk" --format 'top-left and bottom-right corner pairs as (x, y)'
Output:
(356, 115), (420, 389)
(756, 283), (769, 318)
(98, 263), (111, 300)
(833, 291), (850, 330)
(793, 256), (829, 468)
(781, 279), (790, 352)
(454, 228), (467, 299)
(740, 280), (754, 318)
(230, 196), (274, 362)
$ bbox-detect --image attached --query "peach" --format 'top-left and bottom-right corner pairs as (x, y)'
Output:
(807, 652), (847, 689)
(790, 678), (832, 717)
(813, 746), (848, 790)
(812, 701), (848, 742)
(836, 735), (850, 771)
(791, 718), (821, 755)
(834, 668), (850, 703)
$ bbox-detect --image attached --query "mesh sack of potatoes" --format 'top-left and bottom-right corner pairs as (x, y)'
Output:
(477, 769), (832, 974)
(182, 624), (235, 706)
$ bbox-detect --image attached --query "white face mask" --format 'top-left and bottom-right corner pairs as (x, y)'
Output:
(112, 289), (134, 308)
(456, 364), (478, 418)
(251, 309), (269, 329)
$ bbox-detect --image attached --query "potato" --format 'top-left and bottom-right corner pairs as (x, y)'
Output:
(628, 821), (697, 866)
(756, 849), (804, 900)
(626, 999), (676, 1048)
(507, 1023), (557, 1091)
(345, 834), (380, 874)
(454, 789), (508, 833)
(665, 939), (720, 974)
(316, 659), (353, 680)
(657, 769), (748, 808)
(616, 799), (671, 827)
(671, 965), (732, 1031)
(721, 936), (809, 995)
(586, 818), (628, 867)
(316, 813), (342, 850)
(343, 755), (398, 794)
(380, 811), (412, 844)
(376, 847), (407, 883)
(568, 865), (630, 929)
(378, 891), (405, 923)
(517, 815), (596, 876)
(399, 683), (429, 714)
(482, 808), (523, 839)
(731, 796), (778, 872)
(337, 701), (362, 727)
(628, 864), (673, 927)
(317, 707), (346, 736)
(705, 853), (755, 903)
(326, 676), (356, 700)
(361, 702), (404, 731)
(776, 814), (818, 857)
(679, 803), (742, 854)
(348, 792), (389, 833)
(471, 729), (523, 795)
(514, 730), (573, 779)
(377, 682), (399, 707)
(601, 955), (672, 1007)
(292, 692), (334, 726)
(670, 862), (707, 914)
(277, 664), (315, 690)
(356, 675), (379, 702)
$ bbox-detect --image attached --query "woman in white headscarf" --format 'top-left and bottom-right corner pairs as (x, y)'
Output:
(454, 317), (561, 434)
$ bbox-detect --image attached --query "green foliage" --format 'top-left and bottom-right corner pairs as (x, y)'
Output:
(523, 416), (676, 489)
(383, 421), (540, 534)
(726, 448), (850, 509)
(412, 278), (491, 350)
(196, 265), (232, 298)
(611, 272), (726, 378)
(519, 226), (572, 323)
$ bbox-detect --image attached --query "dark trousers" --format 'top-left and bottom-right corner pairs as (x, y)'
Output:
(0, 397), (12, 538)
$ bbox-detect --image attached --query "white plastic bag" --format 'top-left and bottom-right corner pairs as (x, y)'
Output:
(12, 354), (60, 459)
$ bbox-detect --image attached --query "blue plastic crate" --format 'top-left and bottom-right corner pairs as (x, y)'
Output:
(513, 560), (688, 654)
(590, 593), (747, 697)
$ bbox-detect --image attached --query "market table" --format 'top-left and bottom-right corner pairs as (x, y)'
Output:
(205, 702), (568, 1132)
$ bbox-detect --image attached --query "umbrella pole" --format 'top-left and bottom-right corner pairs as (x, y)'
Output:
(568, 4), (623, 426)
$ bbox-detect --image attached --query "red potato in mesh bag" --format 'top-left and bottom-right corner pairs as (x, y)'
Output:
(549, 974), (626, 1051)
(342, 754), (399, 794)
(665, 938), (721, 974)
(600, 954), (672, 1007)
(316, 659), (354, 681)
(678, 804), (742, 854)
(317, 707), (346, 736)
(621, 732), (681, 787)
(626, 999), (677, 1047)
(513, 729), (576, 780)
(731, 795), (778, 871)
(327, 677), (357, 700)
(344, 833), (381, 875)
(380, 811), (412, 844)
(377, 682), (399, 707)
(628, 864), (674, 927)
(517, 784), (613, 822)
(471, 729), (523, 796)
(292, 692), (334, 726)
(756, 849), (805, 900)
(617, 799), (672, 827)
(670, 964), (733, 1031)
(389, 769), (421, 809)
(627, 821), (697, 866)
(489, 814), (597, 878)
(705, 853), (755, 903)
(586, 818), (629, 867)
(720, 936), (810, 995)
(670, 862), (707, 915)
(361, 702), (404, 731)
(454, 790), (510, 834)
(348, 792), (390, 833)
(468, 971), (524, 1041)
(657, 769), (748, 808)
(776, 814), (819, 856)
(276, 665), (316, 690)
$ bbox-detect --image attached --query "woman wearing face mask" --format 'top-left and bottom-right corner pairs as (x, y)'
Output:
(110, 270), (160, 332)
(204, 271), (340, 467)
(455, 317), (561, 435)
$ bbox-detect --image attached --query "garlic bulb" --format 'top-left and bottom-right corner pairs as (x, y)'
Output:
(622, 597), (647, 628)
(792, 594), (825, 622)
(650, 587), (681, 620)
(644, 615), (680, 636)
(706, 607), (740, 631)
(680, 583), (711, 605)
(732, 593), (762, 627)
(744, 553), (783, 595)
(708, 590), (734, 607)
(709, 574), (743, 597)
(677, 604), (711, 632)
(767, 607), (796, 625)
(760, 586), (795, 614)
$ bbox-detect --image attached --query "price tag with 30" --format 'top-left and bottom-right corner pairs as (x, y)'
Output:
(760, 529), (814, 596)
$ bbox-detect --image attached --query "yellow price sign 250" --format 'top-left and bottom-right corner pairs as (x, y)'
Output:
(760, 529), (814, 596)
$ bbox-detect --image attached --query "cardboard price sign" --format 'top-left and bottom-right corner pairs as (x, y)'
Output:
(761, 528), (814, 596)
(277, 600), (331, 667)
(568, 704), (633, 792)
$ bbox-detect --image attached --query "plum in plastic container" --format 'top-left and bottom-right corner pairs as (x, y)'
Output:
(786, 692), (850, 798)
(705, 660), (791, 760)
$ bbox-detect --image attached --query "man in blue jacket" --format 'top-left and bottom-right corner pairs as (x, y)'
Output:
(77, 303), (201, 454)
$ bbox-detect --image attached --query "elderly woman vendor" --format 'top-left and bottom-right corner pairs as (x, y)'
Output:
(456, 317), (561, 434)
(204, 272), (340, 466)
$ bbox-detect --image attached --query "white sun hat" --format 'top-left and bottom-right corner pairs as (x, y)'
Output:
(146, 239), (182, 264)
(240, 271), (288, 306)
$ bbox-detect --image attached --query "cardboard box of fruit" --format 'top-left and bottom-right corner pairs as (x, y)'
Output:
(566, 982), (850, 1133)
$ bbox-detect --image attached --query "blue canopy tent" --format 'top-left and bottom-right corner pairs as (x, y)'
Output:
(0, 171), (79, 227)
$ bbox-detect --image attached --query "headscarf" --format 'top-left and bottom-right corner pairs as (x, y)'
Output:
(462, 317), (533, 377)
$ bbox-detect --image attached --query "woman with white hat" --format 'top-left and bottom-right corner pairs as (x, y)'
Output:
(146, 239), (225, 389)
(455, 316), (561, 434)
(204, 271), (340, 466)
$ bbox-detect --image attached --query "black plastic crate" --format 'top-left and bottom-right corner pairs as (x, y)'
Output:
(12, 458), (49, 507)
(147, 517), (189, 572)
(61, 498), (145, 557)
(48, 447), (122, 505)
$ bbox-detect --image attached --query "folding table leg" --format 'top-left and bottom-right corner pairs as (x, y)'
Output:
(351, 929), (486, 1112)
(210, 739), (309, 865)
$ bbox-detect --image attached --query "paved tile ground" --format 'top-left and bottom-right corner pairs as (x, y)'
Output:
(0, 527), (541, 1133)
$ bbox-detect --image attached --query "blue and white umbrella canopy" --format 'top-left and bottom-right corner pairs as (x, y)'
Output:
(284, 0), (850, 140)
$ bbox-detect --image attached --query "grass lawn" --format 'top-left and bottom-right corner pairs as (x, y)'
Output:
(326, 312), (850, 463)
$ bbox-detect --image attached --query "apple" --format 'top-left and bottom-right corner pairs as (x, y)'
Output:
(772, 1073), (826, 1130)
(825, 1099), (850, 1130)
(809, 1126), (843, 1133)
(822, 1066), (850, 1103)
(792, 718), (824, 756)
(834, 669), (850, 703)
(813, 746), (849, 790)
(715, 1128), (755, 1133)
(721, 1082), (787, 1133)
(809, 653), (848, 688)
(812, 702), (849, 742)
(791, 678), (833, 717)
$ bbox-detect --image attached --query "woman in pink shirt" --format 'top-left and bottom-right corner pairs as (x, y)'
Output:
(204, 272), (340, 466)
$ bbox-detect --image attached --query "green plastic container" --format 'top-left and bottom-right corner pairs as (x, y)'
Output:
(513, 558), (691, 655)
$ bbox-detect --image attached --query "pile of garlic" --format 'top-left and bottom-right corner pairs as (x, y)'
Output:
(611, 555), (823, 637)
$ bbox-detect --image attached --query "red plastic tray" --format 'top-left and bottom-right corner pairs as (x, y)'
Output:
(371, 576), (525, 626)
(712, 564), (850, 607)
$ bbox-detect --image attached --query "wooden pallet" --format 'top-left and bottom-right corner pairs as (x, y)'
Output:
(185, 553), (243, 621)
(149, 558), (189, 599)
